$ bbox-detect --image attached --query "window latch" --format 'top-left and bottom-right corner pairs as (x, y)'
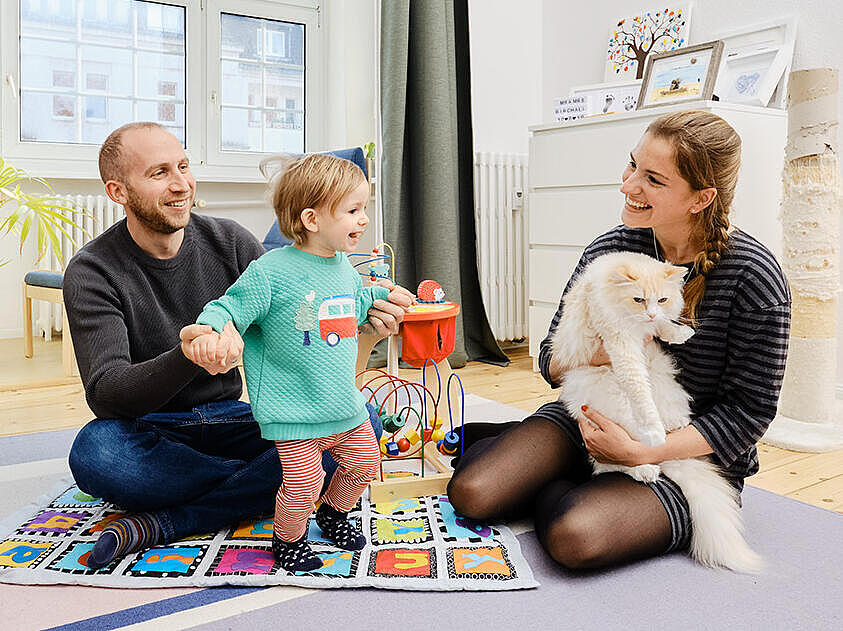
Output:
(5, 74), (17, 100)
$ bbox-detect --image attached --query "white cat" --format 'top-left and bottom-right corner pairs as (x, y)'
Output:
(551, 251), (762, 573)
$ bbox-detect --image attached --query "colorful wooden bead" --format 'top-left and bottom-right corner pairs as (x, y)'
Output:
(382, 414), (406, 433)
(431, 429), (445, 443)
(441, 431), (460, 455)
(405, 429), (421, 445)
(397, 438), (411, 452)
(385, 441), (400, 456)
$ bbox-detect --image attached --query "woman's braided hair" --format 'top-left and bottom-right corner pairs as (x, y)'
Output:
(646, 111), (742, 325)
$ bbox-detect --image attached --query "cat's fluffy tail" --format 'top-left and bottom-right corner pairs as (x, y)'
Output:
(659, 459), (762, 574)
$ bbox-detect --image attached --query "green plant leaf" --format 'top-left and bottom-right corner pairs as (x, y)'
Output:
(0, 157), (90, 266)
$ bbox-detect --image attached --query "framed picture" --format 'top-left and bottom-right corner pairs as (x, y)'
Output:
(713, 16), (797, 108)
(605, 3), (693, 82)
(637, 40), (724, 109)
(569, 80), (643, 118)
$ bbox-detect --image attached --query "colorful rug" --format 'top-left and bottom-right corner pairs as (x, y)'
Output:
(0, 476), (537, 591)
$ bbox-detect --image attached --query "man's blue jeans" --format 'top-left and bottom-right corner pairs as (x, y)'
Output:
(68, 400), (383, 543)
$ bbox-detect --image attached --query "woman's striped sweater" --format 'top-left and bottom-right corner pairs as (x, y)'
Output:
(536, 226), (791, 490)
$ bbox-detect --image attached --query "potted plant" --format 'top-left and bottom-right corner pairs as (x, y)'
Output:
(0, 156), (87, 267)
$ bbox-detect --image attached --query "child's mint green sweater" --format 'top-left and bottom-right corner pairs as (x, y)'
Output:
(197, 246), (389, 441)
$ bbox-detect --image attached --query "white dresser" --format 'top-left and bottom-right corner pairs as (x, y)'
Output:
(527, 102), (787, 370)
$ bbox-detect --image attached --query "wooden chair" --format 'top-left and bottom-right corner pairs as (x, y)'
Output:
(22, 271), (77, 377)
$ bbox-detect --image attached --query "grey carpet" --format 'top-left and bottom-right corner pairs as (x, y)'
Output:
(189, 486), (842, 631)
(0, 427), (79, 466)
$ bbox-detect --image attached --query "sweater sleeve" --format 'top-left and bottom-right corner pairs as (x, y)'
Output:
(63, 257), (205, 419)
(196, 260), (273, 333)
(354, 277), (391, 326)
(690, 302), (790, 467)
(538, 250), (592, 386)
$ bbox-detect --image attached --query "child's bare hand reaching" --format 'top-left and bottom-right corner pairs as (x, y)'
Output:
(188, 331), (230, 369)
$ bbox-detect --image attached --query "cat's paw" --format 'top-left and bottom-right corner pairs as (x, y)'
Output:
(639, 427), (667, 447)
(629, 464), (661, 483)
(670, 324), (695, 344)
(657, 322), (695, 345)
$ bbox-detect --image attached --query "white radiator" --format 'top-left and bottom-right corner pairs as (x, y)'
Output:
(474, 152), (529, 342)
(38, 194), (124, 340)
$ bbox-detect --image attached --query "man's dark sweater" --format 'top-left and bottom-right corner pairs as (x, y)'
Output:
(63, 214), (265, 419)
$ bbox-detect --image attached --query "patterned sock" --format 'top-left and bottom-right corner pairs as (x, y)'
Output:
(315, 502), (367, 551)
(86, 513), (162, 570)
(272, 534), (323, 572)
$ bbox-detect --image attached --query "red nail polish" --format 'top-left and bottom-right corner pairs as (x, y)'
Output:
(581, 405), (588, 412)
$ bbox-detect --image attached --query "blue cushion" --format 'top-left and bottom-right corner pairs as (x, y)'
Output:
(24, 271), (64, 289)
(262, 147), (368, 251)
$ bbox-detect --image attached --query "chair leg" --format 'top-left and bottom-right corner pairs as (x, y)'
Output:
(61, 307), (77, 377)
(23, 282), (34, 359)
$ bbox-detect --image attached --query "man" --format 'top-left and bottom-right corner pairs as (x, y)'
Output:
(64, 122), (411, 569)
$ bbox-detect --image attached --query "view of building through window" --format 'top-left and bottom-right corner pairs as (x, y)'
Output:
(219, 12), (305, 153)
(16, 0), (308, 155)
(20, 0), (186, 145)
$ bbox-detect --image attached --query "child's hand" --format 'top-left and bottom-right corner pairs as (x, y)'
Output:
(180, 324), (213, 362)
(181, 322), (242, 375)
(188, 332), (224, 367)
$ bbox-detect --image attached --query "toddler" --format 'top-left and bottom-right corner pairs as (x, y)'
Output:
(186, 154), (406, 571)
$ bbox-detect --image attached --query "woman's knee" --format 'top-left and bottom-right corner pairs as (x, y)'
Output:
(446, 469), (498, 521)
(536, 496), (610, 570)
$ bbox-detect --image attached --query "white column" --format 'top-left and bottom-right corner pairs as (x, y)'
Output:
(764, 68), (843, 452)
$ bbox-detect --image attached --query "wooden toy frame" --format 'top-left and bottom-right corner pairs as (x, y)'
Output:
(356, 362), (464, 503)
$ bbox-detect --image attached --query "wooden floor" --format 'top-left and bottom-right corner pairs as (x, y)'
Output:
(1, 335), (841, 513)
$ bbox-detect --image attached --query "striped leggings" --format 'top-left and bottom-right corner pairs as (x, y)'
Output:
(273, 420), (381, 542)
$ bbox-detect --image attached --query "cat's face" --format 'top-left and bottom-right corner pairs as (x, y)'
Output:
(606, 261), (687, 324)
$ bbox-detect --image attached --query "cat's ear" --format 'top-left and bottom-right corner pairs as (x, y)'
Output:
(664, 265), (687, 282)
(609, 265), (637, 285)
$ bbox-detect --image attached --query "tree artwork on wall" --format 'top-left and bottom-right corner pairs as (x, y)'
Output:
(605, 4), (692, 81)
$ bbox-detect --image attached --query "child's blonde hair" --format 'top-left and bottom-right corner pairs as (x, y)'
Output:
(260, 153), (366, 245)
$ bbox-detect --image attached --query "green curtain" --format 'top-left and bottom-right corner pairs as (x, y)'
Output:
(379, 0), (508, 368)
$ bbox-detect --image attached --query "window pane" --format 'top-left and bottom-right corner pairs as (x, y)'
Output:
(221, 107), (260, 152)
(86, 73), (108, 91)
(19, 0), (186, 145)
(221, 60), (261, 107)
(220, 13), (304, 153)
(85, 95), (106, 119)
(220, 13), (261, 61)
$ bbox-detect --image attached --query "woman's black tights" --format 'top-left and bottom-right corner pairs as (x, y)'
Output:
(447, 417), (673, 570)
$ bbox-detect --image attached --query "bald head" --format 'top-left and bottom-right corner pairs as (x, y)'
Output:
(98, 122), (169, 184)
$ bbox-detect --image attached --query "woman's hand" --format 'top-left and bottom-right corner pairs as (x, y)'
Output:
(578, 405), (648, 466)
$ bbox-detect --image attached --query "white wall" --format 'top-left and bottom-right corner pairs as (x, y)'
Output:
(468, 0), (543, 154)
(1, 0), (378, 339)
(540, 0), (843, 380)
(542, 0), (843, 172)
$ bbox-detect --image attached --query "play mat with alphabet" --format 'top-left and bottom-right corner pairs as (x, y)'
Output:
(0, 477), (537, 591)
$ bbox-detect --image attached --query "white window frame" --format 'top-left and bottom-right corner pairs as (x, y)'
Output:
(203, 0), (323, 174)
(0, 0), (324, 182)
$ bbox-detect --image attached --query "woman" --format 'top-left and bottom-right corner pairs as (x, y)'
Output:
(447, 110), (790, 569)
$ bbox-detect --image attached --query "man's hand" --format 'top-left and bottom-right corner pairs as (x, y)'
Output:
(179, 321), (244, 375)
(360, 281), (414, 338)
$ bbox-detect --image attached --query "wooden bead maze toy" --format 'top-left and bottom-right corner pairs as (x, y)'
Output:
(358, 361), (465, 502)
